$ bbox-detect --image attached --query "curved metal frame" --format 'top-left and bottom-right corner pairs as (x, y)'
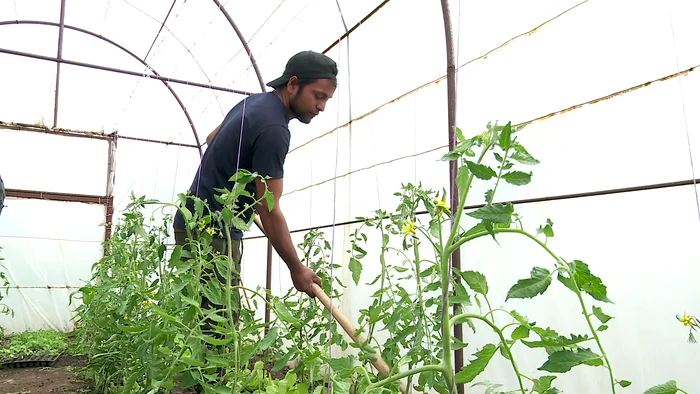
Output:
(0, 20), (204, 156)
(212, 0), (267, 92)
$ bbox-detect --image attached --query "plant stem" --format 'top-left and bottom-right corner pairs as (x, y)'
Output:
(448, 227), (619, 394)
(484, 296), (496, 322)
(224, 226), (239, 393)
(365, 364), (446, 391)
(569, 273), (617, 394)
(449, 313), (526, 394)
(367, 226), (387, 343)
(440, 252), (455, 392)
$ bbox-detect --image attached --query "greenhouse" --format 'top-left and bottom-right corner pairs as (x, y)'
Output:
(0, 0), (698, 393)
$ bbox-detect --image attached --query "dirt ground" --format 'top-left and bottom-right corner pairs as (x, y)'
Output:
(0, 352), (285, 394)
(0, 354), (92, 394)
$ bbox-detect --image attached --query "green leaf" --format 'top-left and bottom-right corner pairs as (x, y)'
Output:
(592, 305), (613, 324)
(538, 348), (604, 373)
(265, 190), (275, 211)
(272, 350), (296, 372)
(258, 327), (279, 351)
(180, 295), (200, 308)
(349, 257), (362, 286)
(618, 380), (632, 388)
(231, 216), (250, 231)
(449, 281), (472, 305)
(643, 381), (679, 394)
(194, 199), (204, 218)
(456, 165), (469, 199)
(484, 189), (494, 203)
(221, 207), (233, 225)
(180, 356), (207, 368)
(502, 171), (532, 186)
(557, 260), (612, 303)
(467, 203), (514, 223)
(462, 270), (488, 296)
(328, 356), (356, 378)
(273, 298), (300, 325)
(522, 333), (591, 348)
(456, 127), (466, 143)
(537, 219), (554, 237)
(454, 344), (498, 384)
(511, 325), (530, 341)
(466, 161), (497, 180)
(441, 140), (476, 161)
(532, 376), (557, 393)
(598, 325), (609, 331)
(506, 267), (552, 300)
(499, 122), (512, 150)
(511, 143), (540, 165)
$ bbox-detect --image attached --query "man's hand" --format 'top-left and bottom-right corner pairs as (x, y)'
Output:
(289, 264), (322, 297)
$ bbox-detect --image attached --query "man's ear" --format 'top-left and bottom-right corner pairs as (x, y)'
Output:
(286, 76), (299, 95)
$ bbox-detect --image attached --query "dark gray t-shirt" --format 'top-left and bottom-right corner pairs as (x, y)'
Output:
(173, 92), (291, 239)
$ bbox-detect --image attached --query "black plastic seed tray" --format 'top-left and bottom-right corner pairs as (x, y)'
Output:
(0, 353), (60, 369)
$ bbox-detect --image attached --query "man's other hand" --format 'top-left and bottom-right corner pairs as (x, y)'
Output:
(290, 265), (322, 297)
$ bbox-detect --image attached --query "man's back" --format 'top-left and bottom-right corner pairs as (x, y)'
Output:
(173, 92), (291, 239)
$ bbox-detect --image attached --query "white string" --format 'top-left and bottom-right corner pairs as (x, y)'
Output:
(326, 0), (350, 387)
(667, 6), (700, 223)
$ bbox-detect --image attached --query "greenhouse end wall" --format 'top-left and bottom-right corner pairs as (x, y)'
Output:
(0, 0), (699, 392)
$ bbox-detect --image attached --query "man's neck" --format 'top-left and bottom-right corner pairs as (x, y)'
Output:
(274, 90), (296, 122)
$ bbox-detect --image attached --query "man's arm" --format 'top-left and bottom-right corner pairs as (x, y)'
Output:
(206, 124), (221, 145)
(254, 177), (321, 296)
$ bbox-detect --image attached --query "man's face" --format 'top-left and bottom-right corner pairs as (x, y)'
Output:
(288, 78), (336, 124)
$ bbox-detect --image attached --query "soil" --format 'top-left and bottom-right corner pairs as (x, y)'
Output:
(0, 354), (92, 394)
(0, 352), (290, 394)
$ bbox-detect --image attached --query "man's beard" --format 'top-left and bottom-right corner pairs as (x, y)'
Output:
(290, 97), (312, 124)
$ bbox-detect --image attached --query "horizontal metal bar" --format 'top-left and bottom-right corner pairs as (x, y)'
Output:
(244, 177), (700, 240)
(0, 286), (81, 289)
(118, 134), (199, 148)
(6, 188), (109, 204)
(1, 121), (199, 148)
(0, 120), (112, 140)
(0, 47), (254, 96)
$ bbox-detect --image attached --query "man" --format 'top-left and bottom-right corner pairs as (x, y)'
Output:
(173, 50), (338, 306)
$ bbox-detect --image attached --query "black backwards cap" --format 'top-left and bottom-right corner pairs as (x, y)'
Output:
(266, 50), (338, 88)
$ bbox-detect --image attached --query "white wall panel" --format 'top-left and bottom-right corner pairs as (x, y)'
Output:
(0, 129), (108, 196)
(111, 139), (201, 243)
(0, 198), (104, 334)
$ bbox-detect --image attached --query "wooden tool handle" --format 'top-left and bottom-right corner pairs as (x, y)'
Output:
(311, 284), (407, 393)
(255, 216), (406, 393)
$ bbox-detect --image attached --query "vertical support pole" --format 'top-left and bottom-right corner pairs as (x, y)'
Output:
(440, 1), (464, 393)
(264, 241), (273, 330)
(104, 133), (117, 256)
(53, 0), (66, 128)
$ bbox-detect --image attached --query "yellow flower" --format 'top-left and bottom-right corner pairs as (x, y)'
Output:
(402, 220), (416, 236)
(679, 313), (695, 327)
(434, 197), (450, 212)
(206, 227), (216, 236)
(677, 313), (699, 344)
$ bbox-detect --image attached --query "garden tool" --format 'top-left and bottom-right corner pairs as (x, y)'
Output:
(253, 216), (407, 394)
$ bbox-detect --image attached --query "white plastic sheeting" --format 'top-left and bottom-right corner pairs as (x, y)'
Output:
(0, 198), (104, 333)
(0, 0), (699, 392)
